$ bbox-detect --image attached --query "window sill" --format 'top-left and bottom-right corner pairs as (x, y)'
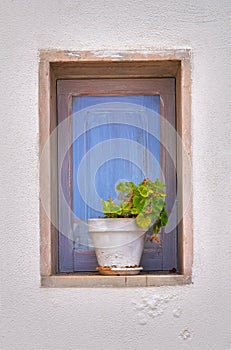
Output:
(41, 272), (192, 288)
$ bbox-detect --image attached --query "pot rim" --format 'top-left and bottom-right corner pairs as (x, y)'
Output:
(88, 217), (149, 232)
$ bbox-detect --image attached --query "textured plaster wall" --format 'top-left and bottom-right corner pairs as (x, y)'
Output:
(1, 0), (231, 349)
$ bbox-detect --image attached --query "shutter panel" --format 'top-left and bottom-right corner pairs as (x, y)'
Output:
(57, 79), (177, 272)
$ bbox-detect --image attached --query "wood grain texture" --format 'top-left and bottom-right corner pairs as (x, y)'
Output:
(57, 78), (175, 96)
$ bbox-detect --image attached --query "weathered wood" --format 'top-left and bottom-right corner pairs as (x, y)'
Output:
(57, 93), (74, 272)
(57, 78), (175, 96)
(160, 83), (178, 270)
(51, 61), (180, 79)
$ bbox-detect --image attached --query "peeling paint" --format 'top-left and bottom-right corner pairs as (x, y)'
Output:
(173, 307), (182, 318)
(137, 313), (148, 325)
(49, 48), (191, 62)
(179, 329), (193, 341)
(90, 51), (124, 59)
(64, 51), (81, 57)
(132, 293), (176, 321)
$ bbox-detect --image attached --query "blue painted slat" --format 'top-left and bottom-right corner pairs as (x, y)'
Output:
(71, 95), (161, 271)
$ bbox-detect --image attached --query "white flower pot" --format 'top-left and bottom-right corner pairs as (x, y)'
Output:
(88, 218), (147, 275)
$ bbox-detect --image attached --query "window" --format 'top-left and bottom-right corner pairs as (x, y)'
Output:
(39, 50), (192, 287)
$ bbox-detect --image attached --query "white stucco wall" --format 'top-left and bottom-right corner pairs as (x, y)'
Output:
(1, 0), (231, 349)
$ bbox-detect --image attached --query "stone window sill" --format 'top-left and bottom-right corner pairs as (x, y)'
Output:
(41, 272), (192, 288)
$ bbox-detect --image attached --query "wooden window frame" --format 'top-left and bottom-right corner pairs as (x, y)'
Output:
(39, 49), (192, 287)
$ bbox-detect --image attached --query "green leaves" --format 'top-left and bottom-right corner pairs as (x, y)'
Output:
(138, 184), (149, 197)
(102, 199), (132, 218)
(132, 195), (145, 212)
(102, 178), (168, 235)
(152, 203), (168, 235)
(136, 214), (151, 228)
(115, 181), (134, 194)
(102, 199), (121, 216)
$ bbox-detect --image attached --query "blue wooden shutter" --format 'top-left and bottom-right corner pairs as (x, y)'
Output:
(57, 79), (177, 273)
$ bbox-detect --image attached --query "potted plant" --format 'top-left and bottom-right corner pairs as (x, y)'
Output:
(88, 178), (168, 275)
